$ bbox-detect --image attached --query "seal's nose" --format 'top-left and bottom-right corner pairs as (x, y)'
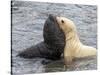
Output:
(49, 14), (54, 20)
(49, 14), (56, 21)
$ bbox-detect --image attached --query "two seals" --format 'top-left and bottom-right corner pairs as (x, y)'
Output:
(18, 15), (96, 63)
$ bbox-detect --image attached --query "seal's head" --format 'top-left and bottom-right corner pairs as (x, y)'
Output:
(56, 17), (76, 33)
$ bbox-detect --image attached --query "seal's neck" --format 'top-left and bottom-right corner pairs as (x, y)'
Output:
(65, 29), (81, 44)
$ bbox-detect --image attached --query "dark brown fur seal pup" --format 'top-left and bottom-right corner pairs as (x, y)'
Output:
(18, 14), (65, 60)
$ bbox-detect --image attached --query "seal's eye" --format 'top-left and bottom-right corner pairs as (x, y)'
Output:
(61, 20), (64, 23)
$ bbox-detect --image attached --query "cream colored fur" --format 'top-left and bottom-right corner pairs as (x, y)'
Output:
(56, 17), (97, 65)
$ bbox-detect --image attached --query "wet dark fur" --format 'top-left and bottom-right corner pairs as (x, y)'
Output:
(18, 14), (65, 60)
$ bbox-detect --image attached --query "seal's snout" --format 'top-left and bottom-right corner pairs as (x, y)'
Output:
(49, 14), (56, 21)
(49, 14), (54, 18)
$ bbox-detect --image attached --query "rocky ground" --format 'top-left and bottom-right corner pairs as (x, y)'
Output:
(11, 1), (97, 75)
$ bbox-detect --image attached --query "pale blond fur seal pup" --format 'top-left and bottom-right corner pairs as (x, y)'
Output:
(56, 16), (97, 66)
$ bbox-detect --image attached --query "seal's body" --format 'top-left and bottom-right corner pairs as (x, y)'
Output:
(18, 15), (65, 60)
(56, 16), (97, 64)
